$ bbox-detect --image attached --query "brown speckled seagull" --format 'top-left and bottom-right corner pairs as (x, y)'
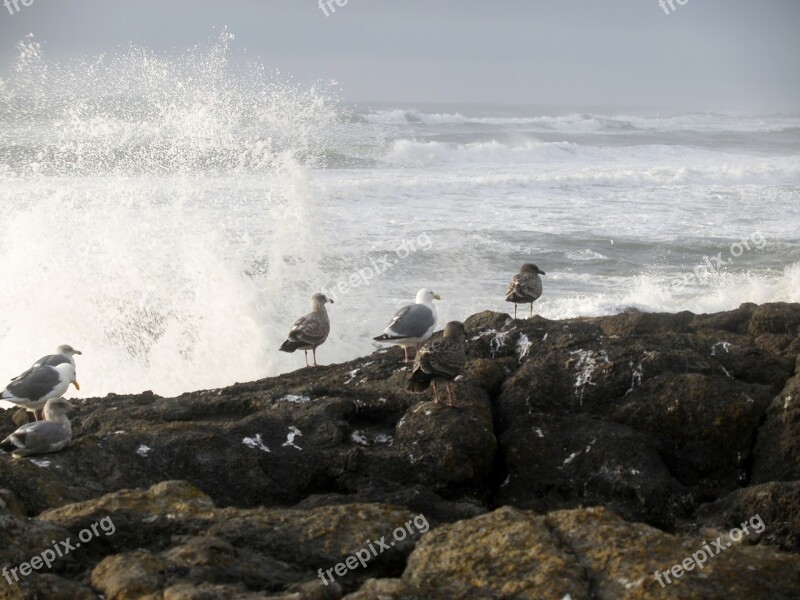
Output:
(407, 321), (467, 408)
(505, 263), (545, 319)
(279, 293), (334, 367)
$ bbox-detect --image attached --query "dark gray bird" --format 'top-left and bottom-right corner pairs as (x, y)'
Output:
(0, 397), (73, 457)
(1, 363), (77, 421)
(407, 321), (467, 408)
(279, 293), (334, 367)
(11, 344), (82, 385)
(374, 288), (441, 362)
(505, 263), (545, 319)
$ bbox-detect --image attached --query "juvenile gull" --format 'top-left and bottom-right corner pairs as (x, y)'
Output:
(0, 397), (73, 458)
(1, 363), (77, 421)
(505, 263), (545, 319)
(374, 288), (441, 362)
(279, 293), (334, 368)
(408, 321), (467, 408)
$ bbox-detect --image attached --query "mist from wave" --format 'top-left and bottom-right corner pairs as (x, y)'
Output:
(0, 33), (351, 398)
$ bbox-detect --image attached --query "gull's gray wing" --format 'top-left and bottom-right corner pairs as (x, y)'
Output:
(381, 304), (434, 340)
(1, 421), (70, 455)
(11, 354), (69, 382)
(4, 366), (60, 402)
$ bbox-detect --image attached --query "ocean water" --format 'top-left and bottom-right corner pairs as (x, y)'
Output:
(1, 35), (799, 399)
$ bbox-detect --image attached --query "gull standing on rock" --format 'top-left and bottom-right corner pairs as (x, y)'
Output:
(374, 288), (441, 362)
(0, 397), (73, 457)
(506, 263), (545, 319)
(2, 363), (78, 421)
(11, 344), (82, 383)
(279, 293), (334, 368)
(407, 321), (467, 408)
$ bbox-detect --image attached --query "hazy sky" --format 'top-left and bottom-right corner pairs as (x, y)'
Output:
(0, 0), (798, 111)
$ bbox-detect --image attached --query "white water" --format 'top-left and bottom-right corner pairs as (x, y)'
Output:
(1, 35), (798, 399)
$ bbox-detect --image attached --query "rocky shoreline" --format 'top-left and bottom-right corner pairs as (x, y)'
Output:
(2, 302), (800, 599)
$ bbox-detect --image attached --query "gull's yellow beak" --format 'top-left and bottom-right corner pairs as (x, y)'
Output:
(72, 380), (81, 390)
(433, 294), (442, 300)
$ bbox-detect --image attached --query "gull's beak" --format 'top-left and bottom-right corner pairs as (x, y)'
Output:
(540, 271), (546, 276)
(72, 380), (81, 391)
(433, 294), (442, 300)
(74, 350), (82, 355)
(329, 298), (335, 304)
(64, 400), (75, 411)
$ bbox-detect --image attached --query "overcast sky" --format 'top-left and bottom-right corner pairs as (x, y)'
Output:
(0, 0), (798, 112)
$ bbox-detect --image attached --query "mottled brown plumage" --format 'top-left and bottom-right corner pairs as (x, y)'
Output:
(279, 293), (333, 367)
(408, 321), (466, 407)
(505, 263), (545, 318)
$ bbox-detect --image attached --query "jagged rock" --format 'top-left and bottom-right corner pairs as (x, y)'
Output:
(694, 481), (800, 551)
(38, 482), (423, 597)
(497, 413), (691, 528)
(0, 304), (798, 597)
(0, 574), (96, 600)
(748, 302), (800, 357)
(752, 366), (800, 483)
(395, 506), (800, 599)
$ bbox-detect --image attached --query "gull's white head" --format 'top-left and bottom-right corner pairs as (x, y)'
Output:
(56, 344), (82, 356)
(43, 397), (74, 419)
(416, 288), (442, 304)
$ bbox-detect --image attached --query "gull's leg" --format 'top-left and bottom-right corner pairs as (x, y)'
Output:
(514, 304), (517, 319)
(313, 348), (318, 367)
(446, 383), (457, 408)
(432, 381), (440, 404)
(304, 350), (309, 368)
(403, 347), (410, 363)
(529, 303), (533, 318)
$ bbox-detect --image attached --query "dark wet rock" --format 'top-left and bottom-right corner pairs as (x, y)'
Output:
(497, 413), (691, 529)
(0, 303), (799, 597)
(748, 302), (800, 357)
(752, 366), (800, 484)
(694, 481), (800, 551)
(0, 574), (96, 600)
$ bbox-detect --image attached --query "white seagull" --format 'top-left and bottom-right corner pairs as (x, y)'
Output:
(374, 288), (441, 362)
(2, 363), (78, 421)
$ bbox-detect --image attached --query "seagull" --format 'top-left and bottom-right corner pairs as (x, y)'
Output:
(374, 288), (441, 362)
(0, 397), (73, 458)
(1, 363), (78, 421)
(505, 263), (545, 319)
(11, 344), (82, 384)
(279, 293), (334, 367)
(407, 321), (467, 408)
